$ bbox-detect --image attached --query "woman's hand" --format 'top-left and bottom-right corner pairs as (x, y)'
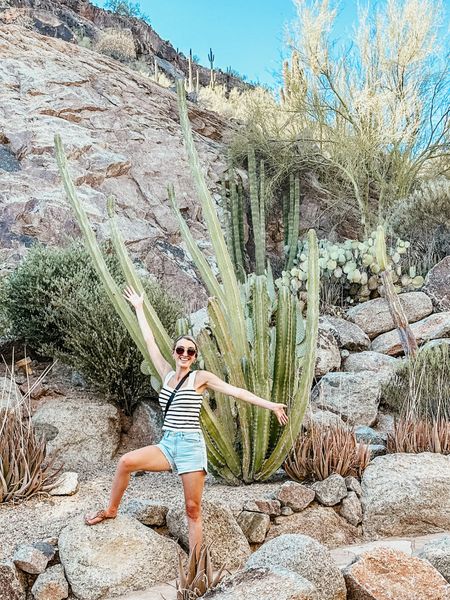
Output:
(123, 285), (144, 309)
(272, 403), (288, 425)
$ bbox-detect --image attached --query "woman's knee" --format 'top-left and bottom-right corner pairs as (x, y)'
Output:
(185, 499), (201, 521)
(118, 453), (136, 473)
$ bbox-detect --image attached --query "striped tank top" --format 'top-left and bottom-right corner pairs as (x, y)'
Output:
(158, 370), (203, 432)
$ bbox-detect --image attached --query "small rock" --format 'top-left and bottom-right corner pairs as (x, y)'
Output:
(312, 475), (347, 506)
(303, 409), (344, 430)
(281, 506), (294, 516)
(344, 547), (450, 599)
(31, 564), (69, 600)
(320, 316), (371, 351)
(276, 481), (315, 512)
(49, 472), (79, 496)
(368, 444), (387, 458)
(344, 476), (362, 497)
(0, 376), (22, 412)
(32, 542), (56, 562)
(415, 535), (450, 583)
(19, 379), (47, 400)
(339, 492), (362, 526)
(70, 371), (85, 387)
(13, 544), (49, 574)
(354, 426), (387, 446)
(237, 511), (270, 544)
(242, 499), (281, 516)
(0, 561), (27, 600)
(123, 498), (168, 526)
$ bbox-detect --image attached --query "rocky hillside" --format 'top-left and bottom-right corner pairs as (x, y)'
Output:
(0, 24), (231, 302)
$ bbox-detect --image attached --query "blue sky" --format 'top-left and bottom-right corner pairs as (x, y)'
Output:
(93, 0), (449, 88)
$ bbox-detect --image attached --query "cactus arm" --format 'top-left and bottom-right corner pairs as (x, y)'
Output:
(248, 148), (265, 275)
(256, 229), (320, 480)
(54, 134), (152, 368)
(106, 197), (173, 366)
(199, 401), (241, 477)
(286, 177), (300, 271)
(230, 179), (246, 281)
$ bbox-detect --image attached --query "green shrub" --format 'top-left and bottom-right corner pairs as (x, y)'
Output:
(381, 344), (450, 421)
(5, 243), (183, 414)
(95, 28), (136, 62)
(0, 274), (11, 340)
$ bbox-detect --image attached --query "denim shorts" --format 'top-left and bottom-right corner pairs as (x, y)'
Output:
(156, 430), (208, 475)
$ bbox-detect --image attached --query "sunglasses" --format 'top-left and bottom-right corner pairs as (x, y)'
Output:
(175, 346), (197, 357)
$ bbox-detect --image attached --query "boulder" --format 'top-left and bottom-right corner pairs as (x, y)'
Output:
(424, 256), (450, 311)
(124, 399), (163, 449)
(311, 372), (382, 426)
(342, 351), (398, 374)
(319, 316), (370, 351)
(0, 376), (22, 412)
(415, 535), (450, 583)
(0, 561), (26, 600)
(344, 547), (450, 600)
(354, 426), (387, 446)
(266, 505), (360, 549)
(58, 515), (179, 600)
(32, 397), (120, 469)
(345, 476), (362, 497)
(203, 566), (319, 599)
(315, 329), (341, 377)
(31, 564), (69, 600)
(422, 338), (450, 351)
(303, 409), (344, 430)
(49, 472), (79, 496)
(242, 499), (281, 516)
(276, 481), (315, 512)
(13, 544), (49, 574)
(246, 534), (347, 600)
(347, 292), (433, 338)
(371, 312), (450, 356)
(311, 474), (347, 506)
(339, 492), (362, 526)
(361, 453), (450, 538)
(236, 511), (270, 544)
(122, 498), (168, 527)
(166, 500), (251, 570)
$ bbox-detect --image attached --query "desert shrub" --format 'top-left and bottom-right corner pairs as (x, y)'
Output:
(5, 243), (183, 414)
(105, 0), (147, 20)
(176, 544), (227, 599)
(381, 344), (450, 421)
(95, 28), (136, 62)
(387, 417), (450, 454)
(283, 422), (371, 482)
(0, 372), (61, 503)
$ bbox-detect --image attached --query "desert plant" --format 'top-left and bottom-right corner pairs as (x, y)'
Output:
(387, 417), (450, 454)
(382, 344), (450, 421)
(283, 422), (371, 482)
(105, 0), (148, 20)
(0, 367), (61, 503)
(176, 544), (227, 600)
(95, 28), (136, 62)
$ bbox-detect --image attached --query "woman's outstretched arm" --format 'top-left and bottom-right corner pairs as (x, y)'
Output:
(197, 371), (288, 425)
(123, 286), (172, 380)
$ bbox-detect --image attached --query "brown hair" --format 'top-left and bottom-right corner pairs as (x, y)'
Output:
(172, 335), (198, 355)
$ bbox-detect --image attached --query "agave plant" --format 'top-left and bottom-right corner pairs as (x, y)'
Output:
(175, 544), (227, 600)
(54, 79), (320, 483)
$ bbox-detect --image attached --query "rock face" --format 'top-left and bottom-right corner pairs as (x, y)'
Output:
(315, 329), (341, 377)
(371, 312), (450, 355)
(311, 372), (383, 426)
(58, 515), (179, 600)
(266, 505), (360, 549)
(32, 396), (120, 468)
(319, 316), (370, 351)
(166, 500), (251, 570)
(203, 566), (319, 600)
(344, 548), (450, 600)
(246, 534), (347, 600)
(415, 535), (450, 583)
(361, 453), (450, 538)
(346, 292), (433, 338)
(0, 25), (228, 302)
(424, 256), (450, 311)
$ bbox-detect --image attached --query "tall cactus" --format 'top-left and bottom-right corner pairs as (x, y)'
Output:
(248, 148), (266, 275)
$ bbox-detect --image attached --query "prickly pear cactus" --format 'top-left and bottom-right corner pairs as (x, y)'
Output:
(287, 231), (423, 304)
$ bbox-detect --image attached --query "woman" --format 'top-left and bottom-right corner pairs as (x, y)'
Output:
(85, 286), (288, 553)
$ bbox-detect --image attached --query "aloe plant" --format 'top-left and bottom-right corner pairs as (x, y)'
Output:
(54, 81), (320, 483)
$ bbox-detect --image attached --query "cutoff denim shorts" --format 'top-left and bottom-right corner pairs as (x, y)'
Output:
(156, 430), (208, 475)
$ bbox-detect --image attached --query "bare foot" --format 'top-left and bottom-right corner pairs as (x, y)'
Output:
(84, 509), (117, 526)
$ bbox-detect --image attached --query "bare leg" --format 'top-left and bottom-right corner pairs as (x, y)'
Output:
(181, 470), (206, 556)
(86, 445), (171, 524)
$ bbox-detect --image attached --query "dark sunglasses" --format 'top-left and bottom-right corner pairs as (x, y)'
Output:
(175, 346), (196, 357)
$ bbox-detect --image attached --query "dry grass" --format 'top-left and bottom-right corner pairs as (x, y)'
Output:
(387, 417), (450, 454)
(283, 422), (371, 482)
(0, 360), (61, 503)
(175, 544), (227, 600)
(95, 28), (136, 62)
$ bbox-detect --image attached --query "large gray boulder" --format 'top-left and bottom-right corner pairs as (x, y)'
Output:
(311, 372), (383, 426)
(371, 312), (450, 355)
(415, 535), (450, 583)
(319, 316), (370, 351)
(203, 566), (319, 599)
(342, 351), (398, 374)
(58, 515), (180, 600)
(424, 256), (450, 311)
(166, 500), (251, 570)
(347, 292), (433, 338)
(123, 399), (163, 449)
(32, 396), (120, 469)
(246, 534), (346, 600)
(361, 453), (450, 538)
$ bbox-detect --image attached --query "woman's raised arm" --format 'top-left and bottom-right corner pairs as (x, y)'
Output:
(123, 286), (172, 380)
